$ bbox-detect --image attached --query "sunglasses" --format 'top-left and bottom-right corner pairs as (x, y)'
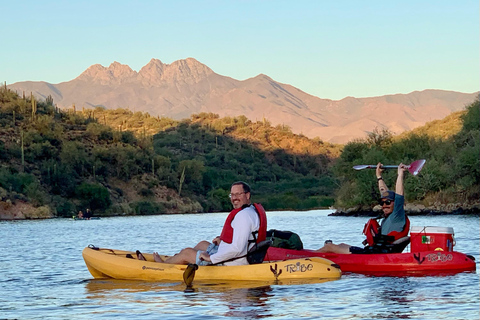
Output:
(379, 200), (393, 206)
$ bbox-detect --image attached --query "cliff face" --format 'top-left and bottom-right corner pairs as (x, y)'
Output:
(8, 58), (478, 144)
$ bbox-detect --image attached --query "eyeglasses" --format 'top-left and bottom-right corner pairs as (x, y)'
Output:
(379, 200), (393, 206)
(229, 192), (246, 199)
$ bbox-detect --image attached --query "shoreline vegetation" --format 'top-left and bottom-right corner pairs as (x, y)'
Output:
(0, 84), (478, 220)
(332, 203), (480, 217)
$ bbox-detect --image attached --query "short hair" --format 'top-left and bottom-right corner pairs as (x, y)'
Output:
(231, 181), (251, 193)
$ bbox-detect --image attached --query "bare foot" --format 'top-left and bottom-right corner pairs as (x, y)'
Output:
(153, 252), (164, 263)
(136, 250), (146, 261)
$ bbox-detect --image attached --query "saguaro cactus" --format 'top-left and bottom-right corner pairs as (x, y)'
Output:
(178, 166), (186, 196)
(20, 130), (25, 171)
(46, 95), (53, 106)
(31, 93), (37, 121)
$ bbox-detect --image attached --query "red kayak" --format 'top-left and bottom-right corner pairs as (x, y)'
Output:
(265, 226), (476, 275)
(265, 247), (476, 275)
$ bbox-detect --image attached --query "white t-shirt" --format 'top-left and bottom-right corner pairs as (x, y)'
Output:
(209, 205), (260, 266)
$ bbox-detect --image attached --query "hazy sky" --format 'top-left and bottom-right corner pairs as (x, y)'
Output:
(2, 0), (478, 100)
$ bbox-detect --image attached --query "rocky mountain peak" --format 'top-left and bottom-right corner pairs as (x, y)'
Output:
(77, 61), (136, 84)
(137, 58), (166, 85)
(77, 64), (106, 79)
(107, 61), (136, 79)
(137, 58), (213, 85)
(162, 58), (213, 83)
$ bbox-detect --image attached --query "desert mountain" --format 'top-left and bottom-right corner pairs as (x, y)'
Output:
(7, 58), (478, 143)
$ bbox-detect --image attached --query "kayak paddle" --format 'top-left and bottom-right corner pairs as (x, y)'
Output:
(353, 159), (426, 176)
(183, 263), (198, 289)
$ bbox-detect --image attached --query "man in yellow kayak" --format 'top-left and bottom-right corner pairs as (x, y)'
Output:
(141, 181), (267, 265)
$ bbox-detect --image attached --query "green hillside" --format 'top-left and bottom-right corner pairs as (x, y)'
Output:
(0, 86), (341, 218)
(396, 110), (465, 140)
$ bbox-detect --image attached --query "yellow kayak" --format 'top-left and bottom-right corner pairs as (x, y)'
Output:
(82, 246), (341, 282)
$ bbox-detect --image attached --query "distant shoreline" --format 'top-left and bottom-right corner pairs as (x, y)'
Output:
(331, 206), (480, 217)
(1, 206), (479, 220)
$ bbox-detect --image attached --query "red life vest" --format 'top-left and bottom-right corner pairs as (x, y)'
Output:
(362, 215), (410, 246)
(219, 203), (267, 244)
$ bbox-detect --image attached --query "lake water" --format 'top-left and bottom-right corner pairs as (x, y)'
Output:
(1, 210), (479, 319)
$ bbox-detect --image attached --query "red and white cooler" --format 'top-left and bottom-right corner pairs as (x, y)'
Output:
(410, 226), (455, 252)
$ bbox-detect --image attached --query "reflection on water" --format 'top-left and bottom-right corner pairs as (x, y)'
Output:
(85, 278), (337, 294)
(219, 286), (273, 319)
(84, 278), (340, 319)
(376, 280), (415, 305)
(374, 278), (415, 319)
(85, 279), (275, 318)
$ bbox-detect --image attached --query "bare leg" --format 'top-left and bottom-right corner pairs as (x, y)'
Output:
(136, 250), (147, 261)
(193, 240), (211, 251)
(163, 247), (198, 264)
(153, 252), (164, 262)
(316, 243), (352, 254)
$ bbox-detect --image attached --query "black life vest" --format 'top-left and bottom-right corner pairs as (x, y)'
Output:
(363, 215), (410, 246)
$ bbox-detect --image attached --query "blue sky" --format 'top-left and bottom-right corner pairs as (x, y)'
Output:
(2, 0), (478, 100)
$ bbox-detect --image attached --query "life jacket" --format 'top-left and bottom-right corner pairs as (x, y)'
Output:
(362, 215), (410, 246)
(219, 203), (267, 244)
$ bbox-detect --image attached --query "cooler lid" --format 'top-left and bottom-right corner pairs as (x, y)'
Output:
(410, 226), (454, 234)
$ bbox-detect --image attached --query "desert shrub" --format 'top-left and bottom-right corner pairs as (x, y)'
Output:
(76, 182), (111, 211)
(131, 201), (165, 215)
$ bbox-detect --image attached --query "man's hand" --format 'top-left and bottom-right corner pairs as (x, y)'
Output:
(376, 162), (384, 177)
(398, 163), (407, 175)
(199, 251), (212, 262)
(212, 236), (220, 245)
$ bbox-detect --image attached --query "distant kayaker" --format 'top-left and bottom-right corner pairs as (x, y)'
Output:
(316, 162), (410, 254)
(139, 181), (267, 265)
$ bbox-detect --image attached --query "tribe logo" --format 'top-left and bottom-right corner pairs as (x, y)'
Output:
(284, 262), (314, 273)
(426, 252), (453, 262)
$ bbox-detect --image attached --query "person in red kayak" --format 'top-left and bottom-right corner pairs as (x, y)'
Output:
(316, 162), (410, 254)
(138, 181), (267, 265)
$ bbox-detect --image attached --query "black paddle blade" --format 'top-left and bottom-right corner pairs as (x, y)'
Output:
(183, 263), (198, 287)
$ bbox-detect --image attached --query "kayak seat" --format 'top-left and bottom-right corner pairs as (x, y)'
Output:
(390, 236), (410, 253)
(247, 240), (272, 264)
